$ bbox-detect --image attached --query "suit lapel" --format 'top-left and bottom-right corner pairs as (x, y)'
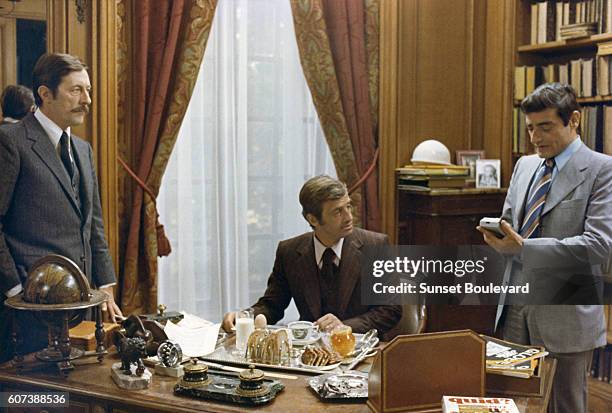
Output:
(72, 139), (91, 222)
(25, 115), (81, 215)
(296, 235), (322, 319)
(336, 233), (362, 317)
(542, 146), (587, 216)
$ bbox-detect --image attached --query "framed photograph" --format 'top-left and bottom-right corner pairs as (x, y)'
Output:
(456, 150), (485, 179)
(476, 159), (501, 189)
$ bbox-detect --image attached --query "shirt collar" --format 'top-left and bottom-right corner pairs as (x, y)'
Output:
(34, 109), (71, 150)
(313, 234), (344, 267)
(550, 136), (582, 172)
(2, 117), (20, 123)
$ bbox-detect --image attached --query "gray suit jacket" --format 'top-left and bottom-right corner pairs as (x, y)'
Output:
(0, 113), (116, 294)
(499, 142), (611, 353)
(251, 228), (402, 335)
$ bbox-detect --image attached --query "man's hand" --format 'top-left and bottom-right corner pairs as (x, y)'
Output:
(477, 220), (523, 256)
(315, 313), (344, 333)
(222, 311), (236, 333)
(99, 286), (124, 323)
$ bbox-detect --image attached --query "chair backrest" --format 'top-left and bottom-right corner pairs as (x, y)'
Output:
(384, 304), (427, 341)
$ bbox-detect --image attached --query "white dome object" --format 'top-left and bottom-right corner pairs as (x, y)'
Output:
(411, 139), (451, 165)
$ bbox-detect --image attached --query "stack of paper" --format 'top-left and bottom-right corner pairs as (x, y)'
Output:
(163, 312), (220, 357)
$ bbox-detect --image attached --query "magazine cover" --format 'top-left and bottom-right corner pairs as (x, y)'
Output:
(442, 396), (520, 413)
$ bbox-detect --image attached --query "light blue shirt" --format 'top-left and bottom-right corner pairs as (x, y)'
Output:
(547, 135), (582, 181)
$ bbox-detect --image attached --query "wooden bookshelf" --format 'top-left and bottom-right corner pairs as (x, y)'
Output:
(517, 32), (612, 53)
(512, 0), (612, 160)
(515, 95), (612, 105)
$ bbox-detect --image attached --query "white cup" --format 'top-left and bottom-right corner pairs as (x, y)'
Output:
(288, 321), (319, 341)
(235, 309), (255, 352)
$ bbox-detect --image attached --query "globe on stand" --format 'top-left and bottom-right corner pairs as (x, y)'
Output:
(4, 254), (108, 376)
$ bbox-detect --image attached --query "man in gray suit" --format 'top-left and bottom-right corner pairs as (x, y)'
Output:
(478, 83), (612, 413)
(0, 53), (123, 361)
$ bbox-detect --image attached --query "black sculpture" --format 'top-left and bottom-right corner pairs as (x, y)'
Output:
(117, 337), (147, 376)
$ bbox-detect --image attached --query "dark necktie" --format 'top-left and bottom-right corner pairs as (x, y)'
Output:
(520, 158), (555, 238)
(59, 132), (74, 179)
(321, 248), (336, 278)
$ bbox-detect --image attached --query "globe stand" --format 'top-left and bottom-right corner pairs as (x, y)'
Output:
(6, 290), (107, 377)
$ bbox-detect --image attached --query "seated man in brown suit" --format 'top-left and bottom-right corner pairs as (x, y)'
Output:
(222, 175), (401, 335)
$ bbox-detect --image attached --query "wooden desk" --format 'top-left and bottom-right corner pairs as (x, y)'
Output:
(0, 352), (555, 413)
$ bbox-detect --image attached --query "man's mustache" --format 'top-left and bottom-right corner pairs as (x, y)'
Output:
(72, 106), (89, 114)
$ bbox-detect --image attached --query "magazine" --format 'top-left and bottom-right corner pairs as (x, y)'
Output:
(442, 396), (520, 413)
(481, 335), (547, 368)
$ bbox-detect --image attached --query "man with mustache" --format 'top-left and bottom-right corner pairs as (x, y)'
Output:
(0, 53), (122, 361)
(222, 175), (401, 335)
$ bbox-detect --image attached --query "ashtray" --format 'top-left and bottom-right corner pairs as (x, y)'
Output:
(308, 371), (368, 401)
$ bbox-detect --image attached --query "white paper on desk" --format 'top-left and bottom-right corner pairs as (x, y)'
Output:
(177, 311), (214, 329)
(164, 318), (220, 357)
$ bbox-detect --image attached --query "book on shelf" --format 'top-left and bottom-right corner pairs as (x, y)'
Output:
(580, 105), (605, 151)
(397, 176), (467, 190)
(582, 58), (595, 97)
(441, 396), (519, 413)
(605, 105), (612, 152)
(514, 66), (526, 100)
(596, 55), (610, 96)
(513, 57), (612, 98)
(397, 164), (470, 176)
(570, 59), (582, 94)
(527, 0), (612, 45)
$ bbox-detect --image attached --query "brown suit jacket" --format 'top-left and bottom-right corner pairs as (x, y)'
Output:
(251, 227), (402, 334)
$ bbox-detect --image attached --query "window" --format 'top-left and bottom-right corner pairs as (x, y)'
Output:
(157, 0), (336, 322)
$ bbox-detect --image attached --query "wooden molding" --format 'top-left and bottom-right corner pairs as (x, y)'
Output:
(0, 17), (16, 94)
(0, 0), (46, 20)
(379, 0), (400, 243)
(91, 0), (119, 275)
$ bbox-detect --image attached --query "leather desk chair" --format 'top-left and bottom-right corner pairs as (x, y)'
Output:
(384, 304), (427, 341)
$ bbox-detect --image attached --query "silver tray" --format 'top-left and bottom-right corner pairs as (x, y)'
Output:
(199, 332), (370, 375)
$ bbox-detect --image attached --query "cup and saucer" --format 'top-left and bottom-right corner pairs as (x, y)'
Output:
(287, 321), (320, 346)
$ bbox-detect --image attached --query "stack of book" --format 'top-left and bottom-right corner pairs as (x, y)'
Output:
(442, 396), (520, 413)
(396, 165), (470, 191)
(560, 22), (598, 39)
(528, 0), (612, 45)
(482, 335), (548, 379)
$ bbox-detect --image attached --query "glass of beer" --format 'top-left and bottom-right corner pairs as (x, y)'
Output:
(330, 325), (356, 357)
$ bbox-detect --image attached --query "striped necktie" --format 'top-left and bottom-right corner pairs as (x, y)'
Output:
(520, 158), (555, 238)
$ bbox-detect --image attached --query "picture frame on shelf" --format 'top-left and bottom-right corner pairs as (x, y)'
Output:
(456, 150), (485, 179)
(476, 159), (501, 189)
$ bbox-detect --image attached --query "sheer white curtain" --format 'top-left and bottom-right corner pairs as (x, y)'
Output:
(157, 0), (336, 323)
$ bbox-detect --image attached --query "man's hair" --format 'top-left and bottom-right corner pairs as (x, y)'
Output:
(299, 175), (348, 223)
(32, 53), (88, 106)
(1, 85), (35, 119)
(520, 82), (580, 126)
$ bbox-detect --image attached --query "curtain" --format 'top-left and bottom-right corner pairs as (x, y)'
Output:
(120, 0), (218, 314)
(290, 0), (381, 231)
(157, 0), (336, 322)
